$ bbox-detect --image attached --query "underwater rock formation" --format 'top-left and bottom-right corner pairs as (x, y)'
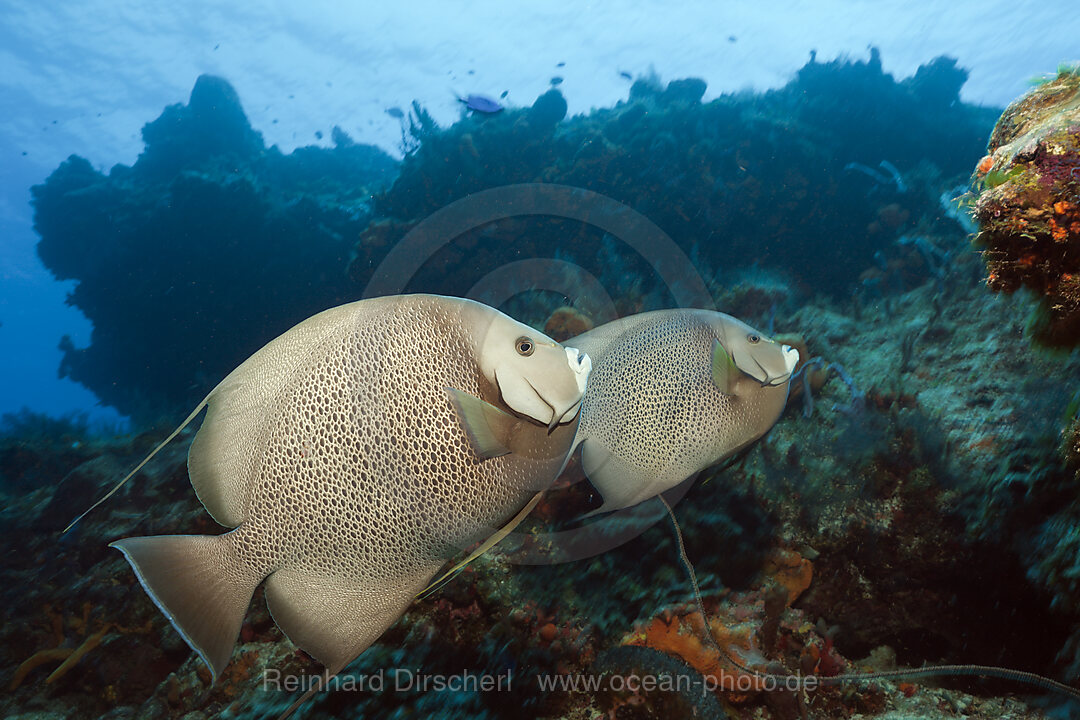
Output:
(33, 75), (397, 423)
(972, 67), (1080, 347)
(353, 52), (999, 302)
(33, 55), (999, 422)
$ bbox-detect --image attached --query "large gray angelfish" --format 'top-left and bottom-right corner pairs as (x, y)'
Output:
(568, 309), (798, 513)
(105, 295), (591, 688)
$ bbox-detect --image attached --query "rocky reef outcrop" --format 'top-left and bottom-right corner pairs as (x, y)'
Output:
(973, 67), (1080, 347)
(33, 75), (397, 424)
(352, 51), (998, 306)
(16, 54), (1080, 720)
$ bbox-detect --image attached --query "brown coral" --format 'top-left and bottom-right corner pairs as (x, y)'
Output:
(543, 306), (594, 342)
(10, 603), (153, 691)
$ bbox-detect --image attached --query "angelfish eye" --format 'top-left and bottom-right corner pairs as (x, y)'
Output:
(515, 336), (535, 356)
(747, 334), (761, 344)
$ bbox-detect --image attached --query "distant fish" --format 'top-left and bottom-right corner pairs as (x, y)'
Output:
(619, 71), (633, 81)
(459, 93), (503, 114)
(314, 130), (323, 140)
(500, 90), (509, 99)
(556, 61), (565, 68)
(385, 106), (404, 119)
(551, 76), (563, 86)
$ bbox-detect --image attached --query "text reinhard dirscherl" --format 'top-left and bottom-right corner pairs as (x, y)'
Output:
(261, 668), (817, 696)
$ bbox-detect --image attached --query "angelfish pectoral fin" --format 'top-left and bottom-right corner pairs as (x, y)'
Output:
(446, 387), (516, 459)
(711, 338), (739, 395)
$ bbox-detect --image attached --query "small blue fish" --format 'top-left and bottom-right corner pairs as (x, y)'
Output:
(385, 107), (404, 119)
(459, 94), (503, 114)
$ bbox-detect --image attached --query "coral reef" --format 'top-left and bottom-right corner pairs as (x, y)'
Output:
(972, 66), (1080, 346)
(618, 549), (817, 700)
(350, 51), (997, 307)
(14, 55), (1080, 720)
(0, 410), (97, 495)
(33, 75), (397, 423)
(32, 55), (1000, 424)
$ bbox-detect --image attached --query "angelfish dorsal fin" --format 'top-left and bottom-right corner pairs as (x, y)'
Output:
(711, 338), (738, 395)
(445, 387), (515, 459)
(62, 395), (211, 534)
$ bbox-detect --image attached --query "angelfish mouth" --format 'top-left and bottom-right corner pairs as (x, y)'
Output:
(564, 346), (591, 390)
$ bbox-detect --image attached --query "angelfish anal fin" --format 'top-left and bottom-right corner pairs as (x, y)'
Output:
(446, 387), (516, 459)
(711, 338), (738, 395)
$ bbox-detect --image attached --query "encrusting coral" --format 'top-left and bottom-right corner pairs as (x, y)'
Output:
(972, 66), (1080, 346)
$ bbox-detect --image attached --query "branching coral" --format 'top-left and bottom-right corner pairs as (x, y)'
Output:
(9, 603), (151, 691)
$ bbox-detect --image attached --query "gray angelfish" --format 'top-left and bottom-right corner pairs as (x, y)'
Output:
(568, 309), (798, 513)
(102, 294), (590, 697)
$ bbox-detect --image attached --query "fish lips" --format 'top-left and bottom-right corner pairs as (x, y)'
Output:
(546, 347), (590, 432)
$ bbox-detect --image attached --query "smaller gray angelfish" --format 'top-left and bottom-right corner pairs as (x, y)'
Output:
(568, 309), (798, 513)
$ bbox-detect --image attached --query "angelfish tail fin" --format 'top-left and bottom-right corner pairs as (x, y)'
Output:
(110, 532), (261, 681)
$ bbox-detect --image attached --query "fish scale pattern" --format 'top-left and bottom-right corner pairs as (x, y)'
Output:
(231, 296), (549, 585)
(578, 313), (738, 479)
